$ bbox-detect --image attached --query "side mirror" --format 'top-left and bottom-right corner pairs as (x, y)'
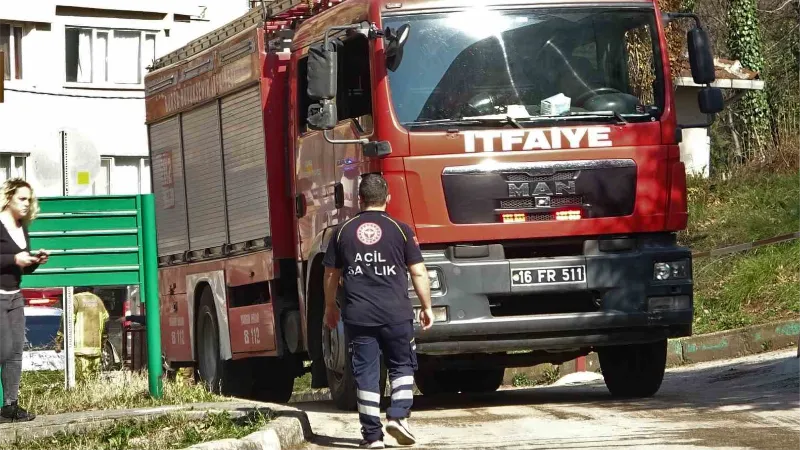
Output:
(666, 12), (724, 131)
(307, 41), (338, 101)
(698, 87), (724, 114)
(385, 24), (410, 72)
(687, 28), (715, 85)
(307, 102), (338, 130)
(363, 141), (392, 158)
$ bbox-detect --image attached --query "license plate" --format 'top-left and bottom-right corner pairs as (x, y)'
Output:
(511, 265), (586, 286)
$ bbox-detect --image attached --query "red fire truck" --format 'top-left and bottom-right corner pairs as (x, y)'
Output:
(144, 0), (723, 408)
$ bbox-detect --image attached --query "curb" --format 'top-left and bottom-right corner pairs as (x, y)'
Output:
(669, 319), (799, 366)
(504, 319), (800, 384)
(289, 390), (331, 404)
(0, 404), (195, 445)
(0, 401), (311, 450)
(186, 415), (310, 450)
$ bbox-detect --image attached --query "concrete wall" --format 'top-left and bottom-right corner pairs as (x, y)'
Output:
(675, 87), (711, 178)
(0, 1), (249, 196)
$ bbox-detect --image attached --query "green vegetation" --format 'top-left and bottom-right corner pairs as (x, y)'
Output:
(4, 410), (271, 450)
(18, 370), (223, 416)
(680, 171), (800, 334)
(511, 366), (560, 388)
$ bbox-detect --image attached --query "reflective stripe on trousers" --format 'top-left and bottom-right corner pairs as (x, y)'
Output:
(347, 320), (417, 442)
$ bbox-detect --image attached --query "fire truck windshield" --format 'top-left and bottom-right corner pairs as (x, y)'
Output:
(383, 7), (665, 130)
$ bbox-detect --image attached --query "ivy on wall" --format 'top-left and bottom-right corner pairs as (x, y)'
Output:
(726, 0), (771, 160)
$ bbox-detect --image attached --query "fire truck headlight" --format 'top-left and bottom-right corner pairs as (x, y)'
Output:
(653, 259), (690, 281)
(408, 268), (443, 292)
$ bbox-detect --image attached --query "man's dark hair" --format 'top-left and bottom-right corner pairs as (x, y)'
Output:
(359, 174), (389, 207)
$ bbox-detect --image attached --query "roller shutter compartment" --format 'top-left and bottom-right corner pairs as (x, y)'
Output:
(148, 117), (188, 257)
(220, 86), (271, 245)
(182, 102), (227, 252)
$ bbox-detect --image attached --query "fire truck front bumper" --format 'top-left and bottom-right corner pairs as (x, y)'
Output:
(410, 235), (693, 355)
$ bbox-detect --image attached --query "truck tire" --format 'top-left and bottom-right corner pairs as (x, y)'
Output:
(598, 339), (668, 398)
(196, 288), (226, 394)
(455, 368), (505, 393)
(195, 289), (256, 397)
(251, 357), (295, 403)
(323, 321), (387, 411)
(415, 368), (504, 395)
(415, 369), (459, 396)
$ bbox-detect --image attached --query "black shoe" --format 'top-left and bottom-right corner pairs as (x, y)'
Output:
(0, 402), (36, 422)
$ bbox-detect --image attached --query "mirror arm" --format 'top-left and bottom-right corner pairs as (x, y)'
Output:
(663, 12), (704, 28)
(323, 22), (382, 50)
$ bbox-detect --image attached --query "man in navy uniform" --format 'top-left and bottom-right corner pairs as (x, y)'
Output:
(323, 173), (433, 449)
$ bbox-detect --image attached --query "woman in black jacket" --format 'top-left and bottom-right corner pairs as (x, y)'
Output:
(0, 178), (48, 422)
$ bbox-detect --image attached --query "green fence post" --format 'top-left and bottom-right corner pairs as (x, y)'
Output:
(141, 194), (163, 398)
(0, 367), (3, 402)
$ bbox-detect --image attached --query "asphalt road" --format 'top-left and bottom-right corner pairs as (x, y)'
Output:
(295, 349), (799, 450)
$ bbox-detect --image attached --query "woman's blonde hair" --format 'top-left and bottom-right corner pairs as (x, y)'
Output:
(1, 178), (39, 225)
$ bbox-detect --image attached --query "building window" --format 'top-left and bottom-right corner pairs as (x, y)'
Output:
(0, 154), (27, 183)
(65, 27), (156, 85)
(1, 23), (24, 80)
(100, 157), (151, 194)
(94, 157), (112, 194)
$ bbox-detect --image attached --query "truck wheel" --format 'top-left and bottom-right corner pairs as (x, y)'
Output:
(415, 368), (504, 395)
(251, 357), (295, 403)
(323, 319), (387, 411)
(454, 368), (505, 393)
(598, 339), (668, 398)
(414, 369), (460, 396)
(196, 288), (226, 394)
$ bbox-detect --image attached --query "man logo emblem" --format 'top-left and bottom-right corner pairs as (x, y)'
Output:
(356, 222), (382, 245)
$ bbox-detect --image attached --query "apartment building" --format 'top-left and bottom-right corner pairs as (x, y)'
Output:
(0, 0), (248, 195)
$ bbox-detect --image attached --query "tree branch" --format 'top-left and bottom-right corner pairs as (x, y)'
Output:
(759, 0), (796, 13)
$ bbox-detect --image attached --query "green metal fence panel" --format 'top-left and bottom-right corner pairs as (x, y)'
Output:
(32, 215), (139, 232)
(21, 195), (145, 289)
(13, 194), (162, 398)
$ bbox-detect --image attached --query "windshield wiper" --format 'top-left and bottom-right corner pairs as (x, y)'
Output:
(567, 111), (629, 125)
(404, 111), (645, 129)
(404, 115), (525, 129)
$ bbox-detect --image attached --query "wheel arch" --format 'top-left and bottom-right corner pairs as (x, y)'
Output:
(188, 271), (231, 361)
(304, 227), (336, 362)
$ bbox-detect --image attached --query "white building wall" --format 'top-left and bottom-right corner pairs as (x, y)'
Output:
(0, 0), (249, 196)
(674, 87), (712, 178)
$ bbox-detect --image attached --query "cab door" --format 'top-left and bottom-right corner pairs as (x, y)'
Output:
(330, 33), (379, 223)
(293, 51), (337, 263)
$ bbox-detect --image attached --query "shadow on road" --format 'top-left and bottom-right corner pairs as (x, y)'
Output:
(295, 352), (799, 417)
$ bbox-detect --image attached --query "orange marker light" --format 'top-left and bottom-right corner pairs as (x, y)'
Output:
(501, 213), (526, 223)
(555, 210), (582, 221)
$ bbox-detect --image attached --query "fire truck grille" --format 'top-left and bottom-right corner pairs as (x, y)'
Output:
(498, 196), (583, 209)
(442, 160), (637, 224)
(500, 199), (534, 209)
(527, 213), (553, 221)
(550, 195), (583, 207)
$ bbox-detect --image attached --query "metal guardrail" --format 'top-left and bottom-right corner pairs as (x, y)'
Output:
(692, 232), (800, 258)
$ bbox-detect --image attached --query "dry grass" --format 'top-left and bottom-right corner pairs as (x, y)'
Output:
(18, 369), (224, 416)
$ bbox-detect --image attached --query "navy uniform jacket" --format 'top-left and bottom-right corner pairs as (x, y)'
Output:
(323, 210), (424, 327)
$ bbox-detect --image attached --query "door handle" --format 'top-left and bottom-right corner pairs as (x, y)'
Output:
(295, 194), (306, 218)
(334, 182), (344, 209)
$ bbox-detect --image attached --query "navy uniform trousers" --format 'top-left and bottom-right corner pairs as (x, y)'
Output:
(346, 320), (417, 442)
